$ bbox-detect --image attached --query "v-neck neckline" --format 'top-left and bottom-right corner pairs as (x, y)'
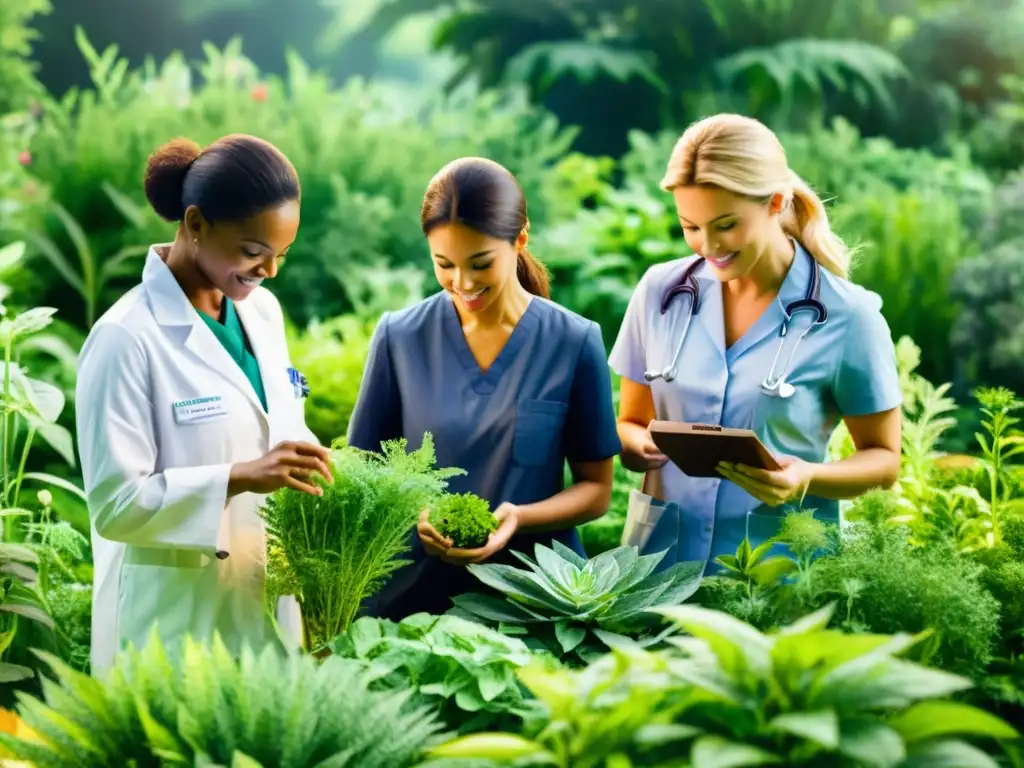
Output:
(442, 292), (539, 395)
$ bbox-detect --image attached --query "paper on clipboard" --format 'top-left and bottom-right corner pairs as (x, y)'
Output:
(621, 468), (669, 550)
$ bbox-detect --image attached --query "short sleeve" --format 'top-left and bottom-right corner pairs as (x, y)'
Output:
(608, 269), (652, 383)
(563, 322), (623, 463)
(346, 312), (403, 452)
(832, 298), (903, 417)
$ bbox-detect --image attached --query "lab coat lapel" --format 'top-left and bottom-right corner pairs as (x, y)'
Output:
(142, 246), (269, 424)
(235, 298), (290, 420)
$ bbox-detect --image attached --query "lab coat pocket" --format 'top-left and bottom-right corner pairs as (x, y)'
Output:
(117, 562), (205, 658)
(512, 399), (568, 467)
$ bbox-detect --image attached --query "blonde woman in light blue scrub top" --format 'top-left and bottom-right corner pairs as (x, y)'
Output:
(610, 113), (903, 572)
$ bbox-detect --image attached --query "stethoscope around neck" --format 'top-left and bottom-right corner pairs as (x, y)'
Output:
(643, 248), (828, 397)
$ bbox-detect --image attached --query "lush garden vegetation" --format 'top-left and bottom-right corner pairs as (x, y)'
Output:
(0, 0), (1023, 764)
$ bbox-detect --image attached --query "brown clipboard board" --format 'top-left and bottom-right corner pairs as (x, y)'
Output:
(648, 420), (782, 478)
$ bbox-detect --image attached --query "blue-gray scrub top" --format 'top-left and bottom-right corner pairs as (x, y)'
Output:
(346, 291), (622, 619)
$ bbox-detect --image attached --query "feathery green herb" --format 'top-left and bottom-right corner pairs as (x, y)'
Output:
(430, 492), (498, 549)
(0, 629), (444, 767)
(261, 433), (464, 652)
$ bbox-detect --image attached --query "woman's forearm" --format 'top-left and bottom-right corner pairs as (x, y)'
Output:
(805, 447), (901, 500)
(515, 480), (612, 532)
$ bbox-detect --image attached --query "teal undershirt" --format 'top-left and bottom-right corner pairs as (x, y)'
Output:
(197, 298), (268, 412)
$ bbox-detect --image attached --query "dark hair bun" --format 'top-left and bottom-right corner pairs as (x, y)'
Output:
(144, 138), (202, 221)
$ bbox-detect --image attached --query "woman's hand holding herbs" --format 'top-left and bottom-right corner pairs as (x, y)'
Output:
(418, 501), (519, 565)
(229, 441), (333, 497)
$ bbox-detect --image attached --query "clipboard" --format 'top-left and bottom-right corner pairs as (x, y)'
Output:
(649, 420), (782, 478)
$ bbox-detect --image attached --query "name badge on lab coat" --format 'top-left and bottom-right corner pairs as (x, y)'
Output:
(172, 396), (228, 425)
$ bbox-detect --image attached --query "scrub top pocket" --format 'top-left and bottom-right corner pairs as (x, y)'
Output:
(512, 399), (568, 467)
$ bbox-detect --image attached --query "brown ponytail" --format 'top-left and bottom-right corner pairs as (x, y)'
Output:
(517, 249), (550, 298)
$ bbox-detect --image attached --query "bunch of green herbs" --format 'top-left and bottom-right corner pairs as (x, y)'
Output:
(261, 433), (464, 652)
(430, 492), (498, 549)
(428, 604), (1021, 767)
(330, 612), (555, 735)
(0, 629), (444, 767)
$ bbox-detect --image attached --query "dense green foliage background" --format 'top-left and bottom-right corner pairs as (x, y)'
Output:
(0, 1), (1023, 752)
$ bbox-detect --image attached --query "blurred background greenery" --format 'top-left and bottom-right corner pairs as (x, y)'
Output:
(1, 0), (1022, 567)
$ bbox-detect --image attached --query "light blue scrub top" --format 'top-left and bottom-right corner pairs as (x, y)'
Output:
(608, 241), (902, 573)
(347, 291), (622, 619)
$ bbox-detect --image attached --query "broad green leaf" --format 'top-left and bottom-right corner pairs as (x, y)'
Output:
(0, 662), (33, 682)
(749, 556), (799, 586)
(888, 701), (1019, 743)
(554, 621), (587, 654)
(0, 543), (40, 564)
(0, 601), (54, 628)
(517, 663), (579, 711)
(231, 752), (265, 768)
(11, 308), (57, 337)
(653, 605), (772, 675)
(550, 539), (588, 569)
(31, 420), (77, 467)
(837, 718), (905, 767)
(899, 739), (1001, 767)
(0, 242), (25, 273)
(690, 735), (782, 767)
(768, 710), (839, 749)
(451, 592), (542, 624)
(20, 472), (87, 500)
(815, 658), (973, 710)
(634, 722), (702, 747)
(467, 563), (579, 613)
(534, 544), (578, 592)
(428, 732), (556, 763)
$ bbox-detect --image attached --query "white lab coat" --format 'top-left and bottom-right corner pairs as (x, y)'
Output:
(76, 245), (316, 675)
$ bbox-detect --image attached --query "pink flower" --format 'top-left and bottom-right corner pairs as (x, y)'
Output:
(251, 83), (268, 102)
(17, 151), (30, 166)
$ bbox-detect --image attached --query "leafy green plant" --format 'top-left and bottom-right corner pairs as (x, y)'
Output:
(261, 433), (464, 652)
(430, 493), (498, 549)
(284, 314), (376, 445)
(330, 613), (553, 735)
(429, 604), (1020, 767)
(450, 543), (703, 666)
(0, 629), (445, 767)
(19, 32), (575, 331)
(779, 505), (1001, 680)
(17, 189), (150, 328)
(0, 257), (90, 694)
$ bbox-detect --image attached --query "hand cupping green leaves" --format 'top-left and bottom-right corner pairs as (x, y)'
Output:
(429, 492), (499, 549)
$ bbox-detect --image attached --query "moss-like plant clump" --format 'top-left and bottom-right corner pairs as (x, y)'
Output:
(430, 492), (498, 549)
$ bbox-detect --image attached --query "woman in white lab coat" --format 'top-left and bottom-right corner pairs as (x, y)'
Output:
(76, 133), (331, 675)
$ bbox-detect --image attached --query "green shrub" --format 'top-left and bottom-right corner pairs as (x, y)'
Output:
(286, 314), (377, 446)
(829, 185), (976, 384)
(16, 32), (576, 329)
(0, 631), (445, 767)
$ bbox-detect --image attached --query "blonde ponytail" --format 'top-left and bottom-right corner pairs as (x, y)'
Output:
(782, 171), (850, 278)
(661, 113), (851, 280)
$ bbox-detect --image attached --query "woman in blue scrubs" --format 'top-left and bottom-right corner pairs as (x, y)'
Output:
(610, 113), (902, 572)
(347, 156), (621, 619)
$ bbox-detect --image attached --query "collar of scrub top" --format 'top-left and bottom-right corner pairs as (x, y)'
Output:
(644, 240), (827, 394)
(141, 245), (278, 420)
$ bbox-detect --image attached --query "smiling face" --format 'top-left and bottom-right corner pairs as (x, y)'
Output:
(673, 184), (786, 281)
(428, 221), (525, 314)
(185, 199), (300, 301)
